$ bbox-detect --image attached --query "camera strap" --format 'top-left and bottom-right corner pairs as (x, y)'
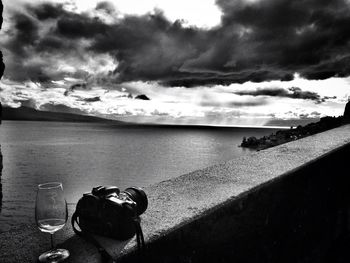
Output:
(132, 216), (146, 253)
(71, 211), (113, 262)
(72, 211), (146, 262)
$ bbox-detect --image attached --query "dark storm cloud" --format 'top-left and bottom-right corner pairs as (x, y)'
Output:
(214, 0), (350, 80)
(233, 87), (336, 104)
(64, 83), (89, 96)
(55, 15), (109, 39)
(89, 12), (209, 85)
(95, 1), (116, 14)
(69, 83), (88, 91)
(4, 0), (350, 86)
(298, 111), (322, 119)
(29, 3), (109, 38)
(163, 71), (294, 87)
(288, 87), (323, 103)
(200, 97), (268, 107)
(135, 94), (151, 100)
(82, 96), (101, 102)
(5, 12), (38, 56)
(229, 100), (268, 107)
(28, 2), (64, 20)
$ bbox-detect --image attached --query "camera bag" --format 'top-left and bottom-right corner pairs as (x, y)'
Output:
(71, 186), (146, 261)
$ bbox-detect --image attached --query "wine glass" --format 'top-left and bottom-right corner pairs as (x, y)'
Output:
(35, 182), (70, 262)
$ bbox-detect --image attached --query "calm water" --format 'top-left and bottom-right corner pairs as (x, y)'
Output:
(0, 121), (278, 232)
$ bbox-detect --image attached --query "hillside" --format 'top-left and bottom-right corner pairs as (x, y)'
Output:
(1, 106), (125, 124)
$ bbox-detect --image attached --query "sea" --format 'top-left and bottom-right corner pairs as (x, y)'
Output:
(0, 120), (279, 232)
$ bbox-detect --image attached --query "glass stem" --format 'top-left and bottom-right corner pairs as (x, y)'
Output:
(50, 234), (54, 250)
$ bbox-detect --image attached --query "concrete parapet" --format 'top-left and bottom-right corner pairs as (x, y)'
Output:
(1, 125), (350, 263)
(114, 124), (350, 263)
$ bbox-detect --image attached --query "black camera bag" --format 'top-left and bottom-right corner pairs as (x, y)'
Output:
(71, 186), (146, 260)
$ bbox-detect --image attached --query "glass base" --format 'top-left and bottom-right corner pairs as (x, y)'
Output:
(38, 248), (70, 262)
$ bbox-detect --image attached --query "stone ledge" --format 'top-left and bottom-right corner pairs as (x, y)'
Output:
(1, 125), (350, 262)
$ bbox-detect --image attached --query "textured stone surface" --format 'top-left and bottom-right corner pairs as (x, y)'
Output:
(111, 124), (350, 262)
(1, 125), (350, 263)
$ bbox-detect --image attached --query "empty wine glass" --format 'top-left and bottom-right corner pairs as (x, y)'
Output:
(35, 182), (70, 262)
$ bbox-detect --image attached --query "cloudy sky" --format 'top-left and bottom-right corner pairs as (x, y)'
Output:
(0, 0), (350, 126)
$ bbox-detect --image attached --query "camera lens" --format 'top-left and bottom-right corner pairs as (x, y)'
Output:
(123, 187), (148, 216)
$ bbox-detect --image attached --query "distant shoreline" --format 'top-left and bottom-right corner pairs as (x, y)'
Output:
(138, 122), (290, 129)
(1, 106), (290, 130)
(240, 115), (346, 150)
(1, 119), (286, 131)
(1, 106), (124, 124)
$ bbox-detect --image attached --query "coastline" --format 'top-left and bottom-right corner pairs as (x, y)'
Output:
(241, 114), (348, 151)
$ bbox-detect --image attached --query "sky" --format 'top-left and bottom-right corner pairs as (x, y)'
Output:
(0, 0), (350, 126)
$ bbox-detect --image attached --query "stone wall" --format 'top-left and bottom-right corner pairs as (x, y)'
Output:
(113, 126), (350, 263)
(129, 142), (350, 263)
